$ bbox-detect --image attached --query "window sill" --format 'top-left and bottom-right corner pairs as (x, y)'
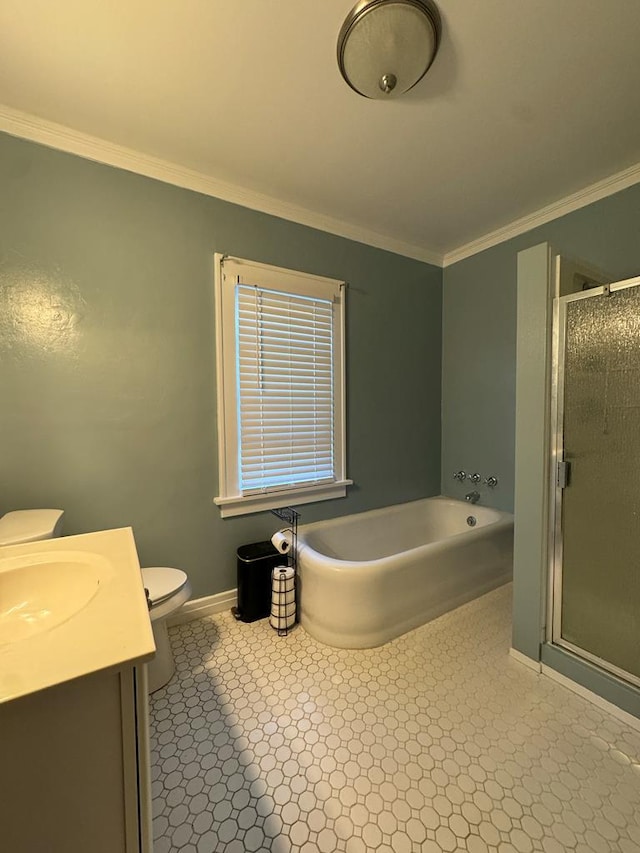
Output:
(214, 480), (353, 518)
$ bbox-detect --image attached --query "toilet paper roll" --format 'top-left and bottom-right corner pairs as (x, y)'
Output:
(271, 529), (292, 554)
(271, 601), (296, 618)
(271, 589), (295, 606)
(271, 577), (296, 592)
(270, 610), (295, 630)
(272, 565), (295, 582)
(272, 568), (294, 600)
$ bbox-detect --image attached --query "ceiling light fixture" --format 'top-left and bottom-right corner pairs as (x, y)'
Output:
(337, 0), (441, 99)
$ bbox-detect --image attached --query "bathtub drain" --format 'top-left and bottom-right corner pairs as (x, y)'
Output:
(466, 516), (477, 527)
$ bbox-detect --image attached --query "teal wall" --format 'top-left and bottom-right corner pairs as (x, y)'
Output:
(441, 182), (640, 511)
(0, 132), (442, 598)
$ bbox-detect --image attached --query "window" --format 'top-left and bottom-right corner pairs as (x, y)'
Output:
(214, 254), (350, 517)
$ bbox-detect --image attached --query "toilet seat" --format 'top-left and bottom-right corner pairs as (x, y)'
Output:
(141, 567), (188, 606)
(141, 567), (191, 691)
(141, 567), (191, 627)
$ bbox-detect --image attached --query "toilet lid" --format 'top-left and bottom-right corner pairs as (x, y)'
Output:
(141, 567), (188, 605)
(0, 509), (64, 546)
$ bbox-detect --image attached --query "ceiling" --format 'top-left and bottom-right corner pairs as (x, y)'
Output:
(1, 0), (640, 265)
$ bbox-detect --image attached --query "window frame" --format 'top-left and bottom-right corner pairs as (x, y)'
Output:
(213, 253), (350, 517)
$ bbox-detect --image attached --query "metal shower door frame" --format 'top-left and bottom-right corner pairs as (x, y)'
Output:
(548, 274), (640, 689)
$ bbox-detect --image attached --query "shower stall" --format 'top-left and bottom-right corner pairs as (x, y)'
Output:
(549, 275), (640, 688)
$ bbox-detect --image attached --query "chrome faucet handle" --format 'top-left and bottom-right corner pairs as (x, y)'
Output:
(468, 472), (481, 484)
(453, 471), (466, 482)
(484, 476), (498, 488)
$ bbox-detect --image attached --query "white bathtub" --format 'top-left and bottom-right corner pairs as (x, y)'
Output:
(297, 496), (513, 649)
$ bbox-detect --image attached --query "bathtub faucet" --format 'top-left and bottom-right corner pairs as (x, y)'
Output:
(465, 491), (480, 504)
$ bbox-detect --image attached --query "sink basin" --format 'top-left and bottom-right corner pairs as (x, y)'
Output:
(0, 552), (105, 645)
(0, 528), (154, 706)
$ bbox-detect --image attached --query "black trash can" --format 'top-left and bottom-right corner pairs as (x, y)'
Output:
(235, 540), (284, 622)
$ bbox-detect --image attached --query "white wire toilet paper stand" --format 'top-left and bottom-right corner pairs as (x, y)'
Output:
(270, 506), (299, 636)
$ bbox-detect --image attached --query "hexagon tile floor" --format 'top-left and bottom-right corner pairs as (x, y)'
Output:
(149, 584), (640, 853)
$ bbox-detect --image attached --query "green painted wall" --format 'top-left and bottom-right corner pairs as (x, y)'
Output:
(441, 182), (640, 511)
(0, 132), (442, 598)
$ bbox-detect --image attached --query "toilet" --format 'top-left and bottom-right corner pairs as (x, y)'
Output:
(0, 509), (191, 694)
(141, 567), (191, 693)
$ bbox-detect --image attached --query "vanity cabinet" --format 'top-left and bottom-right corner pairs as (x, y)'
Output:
(0, 527), (155, 852)
(0, 663), (152, 853)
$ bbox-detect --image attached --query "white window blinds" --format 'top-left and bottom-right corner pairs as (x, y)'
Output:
(236, 284), (335, 493)
(214, 254), (348, 517)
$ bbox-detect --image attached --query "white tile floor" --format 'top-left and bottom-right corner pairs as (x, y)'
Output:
(149, 585), (640, 853)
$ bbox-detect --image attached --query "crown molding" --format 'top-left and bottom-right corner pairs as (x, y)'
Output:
(0, 104), (443, 267)
(443, 161), (640, 267)
(3, 104), (638, 272)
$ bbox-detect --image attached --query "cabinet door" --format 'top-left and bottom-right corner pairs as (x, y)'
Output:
(1, 668), (137, 853)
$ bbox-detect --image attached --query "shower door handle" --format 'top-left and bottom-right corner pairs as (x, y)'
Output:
(557, 460), (571, 489)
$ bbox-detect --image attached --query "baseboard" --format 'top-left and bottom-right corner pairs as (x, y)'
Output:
(509, 647), (542, 673)
(541, 664), (640, 733)
(168, 588), (237, 626)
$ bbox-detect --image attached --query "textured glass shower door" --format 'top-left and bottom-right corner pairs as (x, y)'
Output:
(553, 279), (640, 684)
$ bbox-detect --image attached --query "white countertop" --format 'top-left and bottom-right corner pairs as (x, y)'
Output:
(0, 527), (155, 704)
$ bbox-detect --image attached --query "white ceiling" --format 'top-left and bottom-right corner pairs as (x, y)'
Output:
(1, 0), (640, 264)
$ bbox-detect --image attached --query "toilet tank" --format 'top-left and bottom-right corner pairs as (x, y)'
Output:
(0, 509), (64, 546)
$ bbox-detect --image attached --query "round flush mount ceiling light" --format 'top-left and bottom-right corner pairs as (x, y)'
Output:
(337, 0), (441, 99)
